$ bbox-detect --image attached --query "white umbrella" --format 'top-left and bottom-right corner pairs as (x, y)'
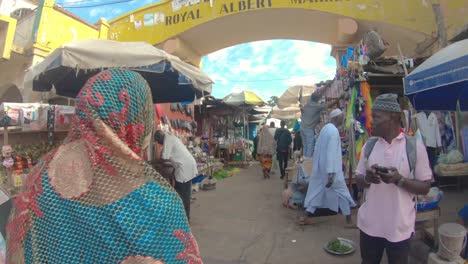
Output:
(271, 106), (301, 120)
(277, 85), (315, 109)
(24, 39), (213, 103)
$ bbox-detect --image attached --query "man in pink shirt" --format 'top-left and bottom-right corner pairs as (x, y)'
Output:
(356, 94), (432, 264)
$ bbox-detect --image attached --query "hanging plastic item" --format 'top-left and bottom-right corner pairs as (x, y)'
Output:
(345, 87), (357, 128)
(363, 30), (387, 60)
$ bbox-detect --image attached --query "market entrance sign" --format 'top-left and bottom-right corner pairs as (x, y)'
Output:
(108, 0), (436, 47)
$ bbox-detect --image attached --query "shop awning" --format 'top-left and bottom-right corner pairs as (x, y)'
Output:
(404, 39), (468, 111)
(24, 39), (213, 103)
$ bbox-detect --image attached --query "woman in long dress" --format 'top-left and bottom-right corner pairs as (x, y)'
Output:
(6, 69), (202, 264)
(257, 125), (276, 179)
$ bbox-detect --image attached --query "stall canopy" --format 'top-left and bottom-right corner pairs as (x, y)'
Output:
(271, 106), (301, 120)
(24, 39), (213, 103)
(277, 85), (315, 109)
(223, 91), (265, 107)
(404, 39), (468, 111)
(250, 105), (271, 115)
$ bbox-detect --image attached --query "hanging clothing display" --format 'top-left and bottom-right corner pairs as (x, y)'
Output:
(440, 112), (456, 152)
(416, 112), (442, 148)
(463, 127), (468, 162)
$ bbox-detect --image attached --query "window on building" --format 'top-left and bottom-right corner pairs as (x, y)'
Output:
(10, 8), (33, 20)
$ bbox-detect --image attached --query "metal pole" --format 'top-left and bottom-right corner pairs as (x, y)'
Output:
(432, 2), (448, 48)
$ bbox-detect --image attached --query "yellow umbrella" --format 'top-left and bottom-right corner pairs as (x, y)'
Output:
(223, 91), (265, 106)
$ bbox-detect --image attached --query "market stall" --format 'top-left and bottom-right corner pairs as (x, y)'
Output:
(1, 39), (215, 239)
(221, 91), (265, 167)
(405, 39), (468, 190)
(0, 102), (71, 238)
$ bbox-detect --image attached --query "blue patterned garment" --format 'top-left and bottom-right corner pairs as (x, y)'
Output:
(8, 69), (202, 264)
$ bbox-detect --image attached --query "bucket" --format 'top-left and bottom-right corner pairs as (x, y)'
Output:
(437, 223), (467, 261)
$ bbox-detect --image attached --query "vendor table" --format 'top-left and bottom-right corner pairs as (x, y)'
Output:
(435, 163), (468, 192)
(217, 145), (248, 167)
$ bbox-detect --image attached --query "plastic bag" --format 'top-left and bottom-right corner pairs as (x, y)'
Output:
(363, 31), (387, 60)
(438, 150), (464, 164)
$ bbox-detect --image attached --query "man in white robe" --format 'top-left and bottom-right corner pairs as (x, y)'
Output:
(300, 109), (356, 225)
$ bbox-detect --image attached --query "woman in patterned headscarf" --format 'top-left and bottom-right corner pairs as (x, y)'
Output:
(257, 124), (276, 179)
(6, 69), (202, 264)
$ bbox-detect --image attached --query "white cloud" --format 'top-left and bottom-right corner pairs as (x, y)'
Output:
(230, 59), (252, 75)
(89, 7), (105, 17)
(292, 42), (333, 72)
(208, 73), (228, 85)
(250, 40), (273, 54)
(250, 65), (276, 75)
(231, 84), (248, 93)
(206, 48), (229, 62)
(202, 40), (336, 99)
(283, 75), (319, 87)
(111, 8), (124, 15)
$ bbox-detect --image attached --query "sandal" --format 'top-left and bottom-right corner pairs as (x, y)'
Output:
(297, 216), (315, 225)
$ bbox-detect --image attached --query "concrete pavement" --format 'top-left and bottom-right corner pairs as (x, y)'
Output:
(190, 163), (467, 264)
(190, 164), (362, 264)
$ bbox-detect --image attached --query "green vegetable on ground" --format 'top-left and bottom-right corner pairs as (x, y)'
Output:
(327, 239), (352, 254)
(213, 167), (239, 180)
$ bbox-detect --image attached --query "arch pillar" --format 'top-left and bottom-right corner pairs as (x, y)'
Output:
(162, 37), (202, 67)
(0, 84), (23, 103)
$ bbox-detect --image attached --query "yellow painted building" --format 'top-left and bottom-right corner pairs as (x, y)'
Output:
(0, 0), (466, 102)
(108, 0), (468, 66)
(0, 0), (108, 103)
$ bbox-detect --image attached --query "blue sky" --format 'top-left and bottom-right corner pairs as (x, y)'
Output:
(59, 0), (337, 101)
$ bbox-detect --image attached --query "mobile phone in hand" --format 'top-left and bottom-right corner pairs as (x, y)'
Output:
(375, 166), (389, 173)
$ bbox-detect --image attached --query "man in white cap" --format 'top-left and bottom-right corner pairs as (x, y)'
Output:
(300, 109), (356, 225)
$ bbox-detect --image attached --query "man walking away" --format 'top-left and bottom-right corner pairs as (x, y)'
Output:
(154, 130), (198, 220)
(355, 94), (431, 264)
(275, 120), (292, 179)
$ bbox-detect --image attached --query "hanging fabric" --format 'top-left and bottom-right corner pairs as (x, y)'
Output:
(360, 82), (373, 135)
(345, 86), (357, 129)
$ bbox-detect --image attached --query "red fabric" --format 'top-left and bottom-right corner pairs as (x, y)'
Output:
(155, 104), (162, 118)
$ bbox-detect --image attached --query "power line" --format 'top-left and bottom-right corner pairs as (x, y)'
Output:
(60, 0), (134, 8)
(212, 72), (332, 83)
(56, 0), (100, 4)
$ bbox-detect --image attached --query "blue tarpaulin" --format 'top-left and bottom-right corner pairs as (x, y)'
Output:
(404, 39), (468, 111)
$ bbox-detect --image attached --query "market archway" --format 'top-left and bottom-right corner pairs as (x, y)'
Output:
(108, 0), (438, 66)
(0, 84), (23, 103)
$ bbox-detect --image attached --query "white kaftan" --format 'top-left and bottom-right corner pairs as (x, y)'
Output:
(303, 123), (356, 215)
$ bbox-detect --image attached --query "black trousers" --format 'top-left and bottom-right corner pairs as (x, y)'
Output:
(174, 180), (192, 220)
(426, 147), (437, 170)
(307, 208), (339, 217)
(360, 230), (410, 264)
(277, 151), (289, 177)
